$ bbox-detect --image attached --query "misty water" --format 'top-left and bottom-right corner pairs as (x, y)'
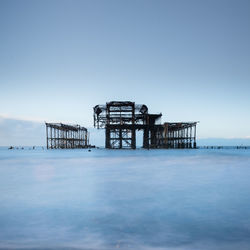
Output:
(0, 148), (250, 249)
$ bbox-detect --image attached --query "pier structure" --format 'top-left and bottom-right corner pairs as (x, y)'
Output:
(94, 101), (161, 149)
(153, 122), (197, 148)
(45, 123), (89, 149)
(93, 101), (197, 149)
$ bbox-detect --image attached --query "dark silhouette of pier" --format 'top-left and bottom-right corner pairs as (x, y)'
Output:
(45, 123), (89, 149)
(94, 101), (198, 149)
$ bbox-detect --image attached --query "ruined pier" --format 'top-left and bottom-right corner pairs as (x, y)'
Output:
(45, 123), (89, 149)
(94, 101), (197, 149)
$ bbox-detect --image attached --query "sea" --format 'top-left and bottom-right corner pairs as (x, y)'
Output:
(0, 147), (250, 249)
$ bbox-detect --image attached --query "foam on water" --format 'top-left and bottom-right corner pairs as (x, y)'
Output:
(0, 148), (250, 249)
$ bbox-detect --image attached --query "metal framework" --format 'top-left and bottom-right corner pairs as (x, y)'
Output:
(93, 101), (198, 149)
(153, 122), (197, 148)
(45, 123), (89, 149)
(94, 101), (160, 149)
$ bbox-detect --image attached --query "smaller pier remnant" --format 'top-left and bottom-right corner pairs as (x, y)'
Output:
(45, 123), (89, 149)
(153, 122), (197, 149)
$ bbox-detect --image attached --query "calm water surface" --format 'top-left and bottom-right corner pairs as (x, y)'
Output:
(0, 148), (250, 249)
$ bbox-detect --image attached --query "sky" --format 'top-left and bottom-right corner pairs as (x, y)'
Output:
(0, 0), (250, 145)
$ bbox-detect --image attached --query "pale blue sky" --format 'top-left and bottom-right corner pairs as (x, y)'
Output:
(0, 0), (250, 140)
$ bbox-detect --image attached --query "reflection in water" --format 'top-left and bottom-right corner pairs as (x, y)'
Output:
(0, 148), (250, 249)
